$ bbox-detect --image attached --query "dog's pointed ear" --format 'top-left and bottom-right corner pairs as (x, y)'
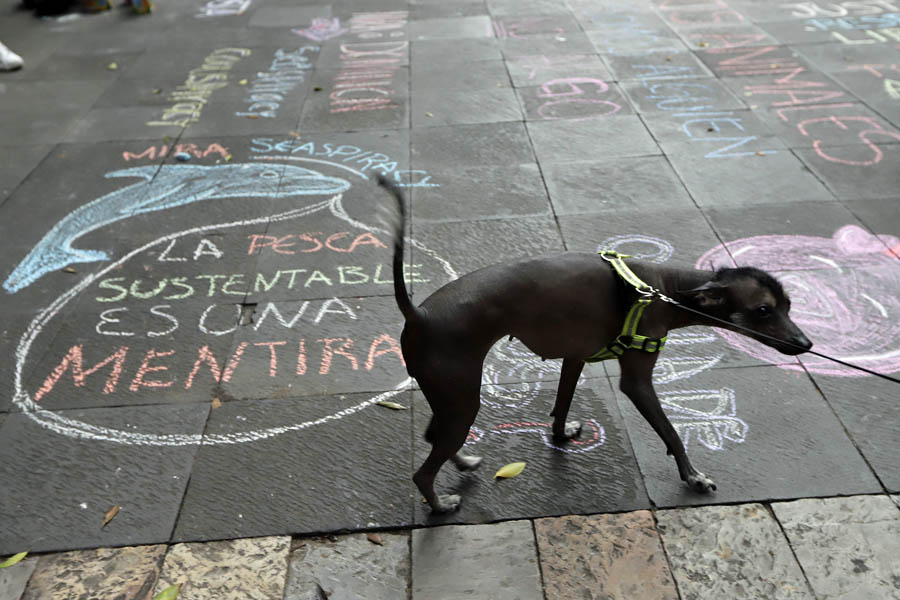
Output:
(679, 281), (728, 307)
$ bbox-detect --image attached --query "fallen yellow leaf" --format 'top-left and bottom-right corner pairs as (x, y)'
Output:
(103, 505), (119, 527)
(62, 266), (77, 273)
(211, 397), (222, 409)
(494, 462), (526, 479)
(367, 533), (383, 545)
(376, 400), (407, 410)
(154, 584), (181, 600)
(0, 552), (28, 568)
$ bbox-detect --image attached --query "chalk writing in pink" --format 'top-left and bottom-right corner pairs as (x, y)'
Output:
(536, 77), (621, 120)
(697, 225), (900, 377)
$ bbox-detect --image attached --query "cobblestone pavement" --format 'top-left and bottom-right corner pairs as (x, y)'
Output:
(1, 0), (899, 596)
(3, 495), (900, 599)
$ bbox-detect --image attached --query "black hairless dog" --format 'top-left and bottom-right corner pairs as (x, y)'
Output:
(379, 177), (812, 513)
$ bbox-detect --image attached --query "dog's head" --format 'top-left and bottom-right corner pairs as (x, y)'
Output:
(680, 267), (812, 355)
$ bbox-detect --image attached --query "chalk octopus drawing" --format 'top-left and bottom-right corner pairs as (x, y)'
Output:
(3, 164), (350, 294)
(697, 225), (900, 377)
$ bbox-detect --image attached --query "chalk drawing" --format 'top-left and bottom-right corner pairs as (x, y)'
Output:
(196, 0), (251, 18)
(659, 388), (748, 451)
(653, 356), (723, 384)
(3, 164), (350, 294)
(464, 419), (606, 454)
(293, 17), (348, 42)
(597, 234), (674, 263)
(697, 225), (900, 376)
(10, 145), (454, 446)
(784, 0), (900, 17)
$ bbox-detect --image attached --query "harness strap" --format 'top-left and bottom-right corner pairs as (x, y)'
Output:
(584, 251), (667, 363)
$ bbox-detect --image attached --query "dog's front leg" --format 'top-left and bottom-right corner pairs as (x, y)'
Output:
(550, 358), (585, 441)
(618, 353), (716, 493)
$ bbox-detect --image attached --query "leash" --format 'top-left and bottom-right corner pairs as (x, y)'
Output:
(599, 251), (900, 385)
(657, 296), (900, 385)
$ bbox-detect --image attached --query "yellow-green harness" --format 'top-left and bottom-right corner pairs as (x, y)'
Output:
(584, 251), (668, 362)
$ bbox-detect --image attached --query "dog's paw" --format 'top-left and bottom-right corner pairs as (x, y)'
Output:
(686, 472), (717, 493)
(552, 421), (583, 442)
(432, 494), (462, 513)
(453, 454), (483, 471)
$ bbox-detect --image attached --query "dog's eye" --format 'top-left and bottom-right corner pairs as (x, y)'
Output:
(755, 306), (772, 318)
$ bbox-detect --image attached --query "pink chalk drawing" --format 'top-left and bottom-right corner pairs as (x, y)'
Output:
(293, 17), (347, 42)
(697, 225), (900, 377)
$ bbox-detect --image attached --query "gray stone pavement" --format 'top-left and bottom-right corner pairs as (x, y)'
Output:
(1, 0), (900, 596)
(3, 495), (900, 599)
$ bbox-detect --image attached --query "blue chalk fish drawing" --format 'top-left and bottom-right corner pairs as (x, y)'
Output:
(4, 163), (350, 293)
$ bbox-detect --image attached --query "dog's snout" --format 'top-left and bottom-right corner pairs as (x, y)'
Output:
(791, 333), (813, 352)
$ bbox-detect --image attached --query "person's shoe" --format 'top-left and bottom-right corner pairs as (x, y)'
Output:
(0, 42), (23, 71)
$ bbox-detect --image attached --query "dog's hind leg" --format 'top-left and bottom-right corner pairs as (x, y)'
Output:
(550, 358), (585, 441)
(618, 352), (716, 493)
(414, 371), (482, 513)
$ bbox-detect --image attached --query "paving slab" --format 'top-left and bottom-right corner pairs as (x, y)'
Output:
(794, 143), (900, 199)
(409, 215), (564, 299)
(491, 13), (584, 38)
(299, 70), (410, 134)
(488, 0), (573, 16)
(411, 520), (542, 600)
(666, 146), (836, 207)
(526, 116), (659, 164)
(620, 77), (748, 115)
(156, 536), (290, 600)
(410, 59), (510, 93)
(614, 365), (882, 507)
(20, 545), (166, 600)
(173, 393), (413, 541)
(676, 23), (779, 50)
(0, 404), (207, 554)
(284, 533), (410, 600)
(0, 144), (51, 205)
(703, 201), (869, 253)
(640, 109), (785, 157)
(410, 37), (502, 64)
(693, 45), (817, 80)
(409, 162), (552, 223)
(542, 155), (696, 215)
(604, 49), (712, 82)
(557, 206), (725, 270)
(811, 376), (900, 491)
(411, 379), (650, 526)
(505, 53), (612, 88)
(518, 79), (635, 121)
(0, 556), (37, 600)
(535, 511), (679, 600)
(411, 121), (535, 167)
(498, 31), (597, 58)
(657, 504), (814, 599)
(746, 102), (899, 149)
(412, 86), (523, 127)
(410, 15), (493, 40)
(219, 295), (406, 400)
(773, 495), (900, 600)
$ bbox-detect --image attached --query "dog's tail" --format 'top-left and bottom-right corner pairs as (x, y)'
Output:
(378, 175), (417, 321)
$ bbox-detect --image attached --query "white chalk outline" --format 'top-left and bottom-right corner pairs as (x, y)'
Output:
(13, 178), (459, 445)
